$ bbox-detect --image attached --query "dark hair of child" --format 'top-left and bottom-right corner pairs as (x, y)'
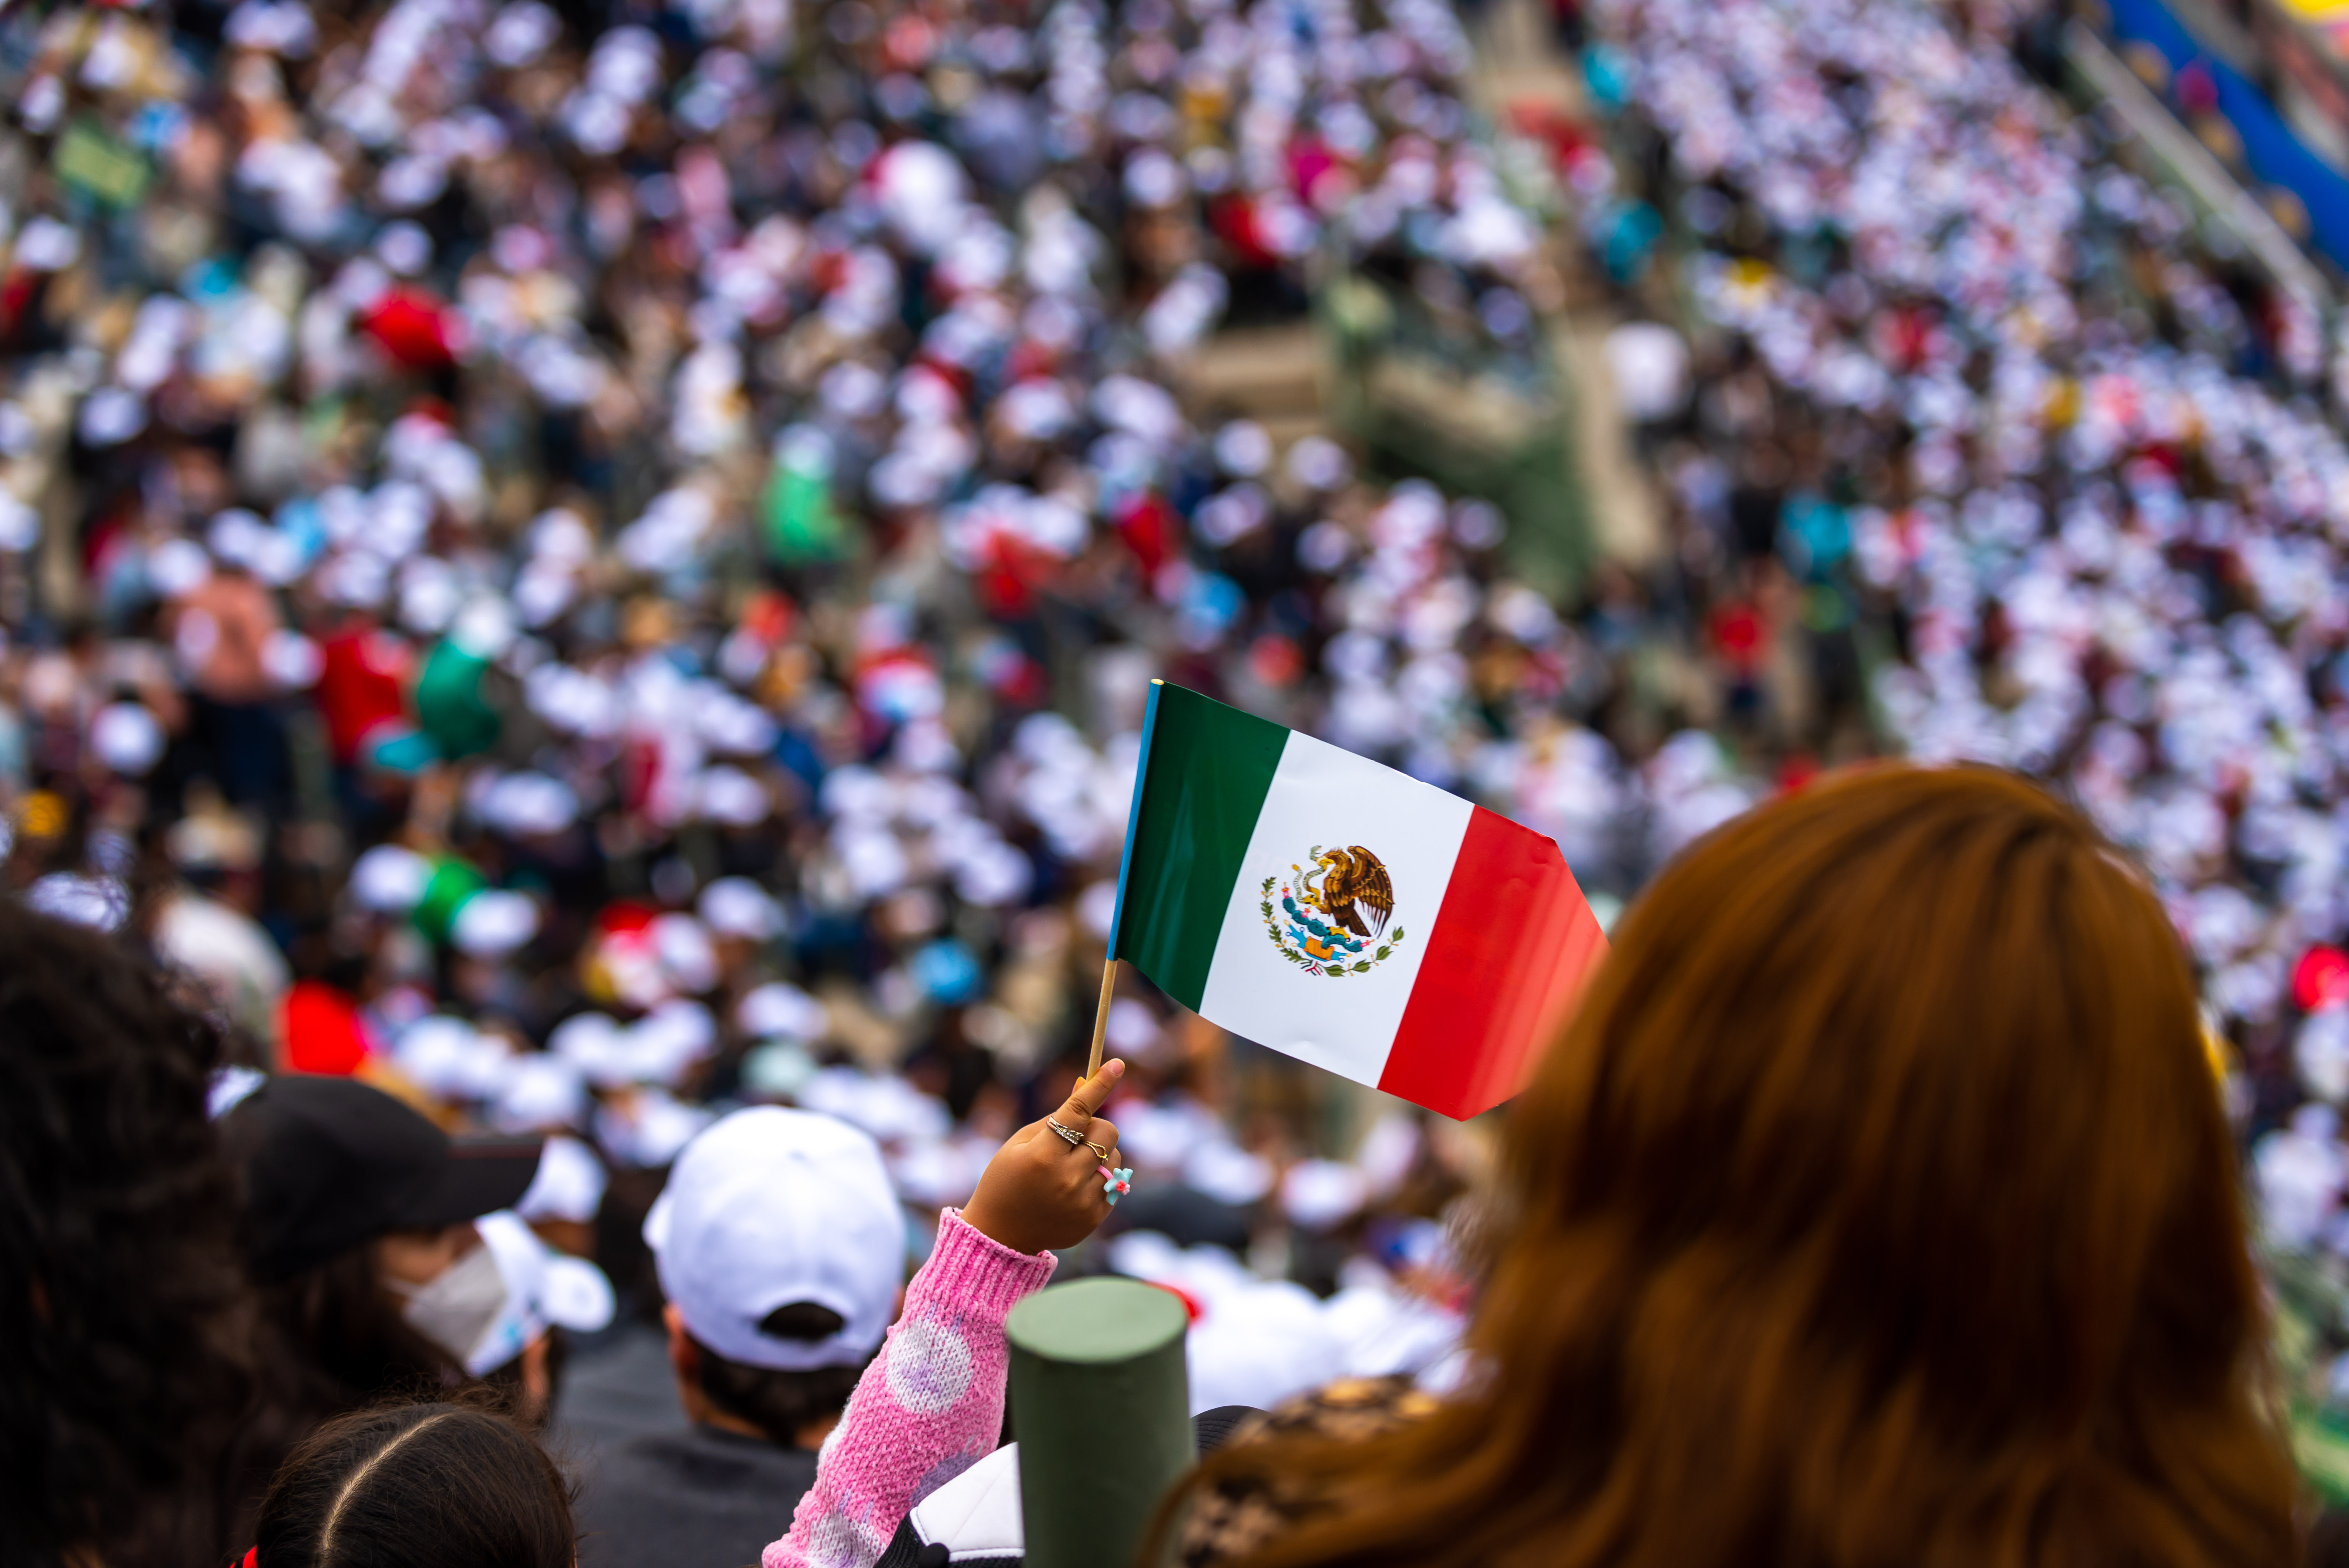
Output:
(252, 1401), (574, 1568)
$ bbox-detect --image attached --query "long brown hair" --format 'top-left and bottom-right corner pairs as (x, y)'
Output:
(1182, 765), (2297, 1568)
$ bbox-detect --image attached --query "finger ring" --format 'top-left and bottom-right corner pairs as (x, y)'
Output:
(1045, 1117), (1085, 1147)
(1097, 1165), (1134, 1206)
(1085, 1139), (1111, 1162)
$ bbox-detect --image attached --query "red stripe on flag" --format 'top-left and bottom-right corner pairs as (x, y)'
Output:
(1378, 807), (1608, 1119)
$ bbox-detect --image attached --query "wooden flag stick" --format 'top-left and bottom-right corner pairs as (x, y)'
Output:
(1085, 955), (1119, 1078)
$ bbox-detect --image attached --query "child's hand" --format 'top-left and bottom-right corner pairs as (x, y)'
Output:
(960, 1059), (1126, 1255)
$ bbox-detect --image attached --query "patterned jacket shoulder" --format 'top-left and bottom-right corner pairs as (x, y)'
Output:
(1178, 1376), (1440, 1568)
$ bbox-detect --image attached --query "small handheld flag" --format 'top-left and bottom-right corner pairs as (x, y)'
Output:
(1092, 681), (1608, 1120)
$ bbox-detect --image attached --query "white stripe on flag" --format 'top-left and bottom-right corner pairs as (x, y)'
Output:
(1196, 731), (1474, 1085)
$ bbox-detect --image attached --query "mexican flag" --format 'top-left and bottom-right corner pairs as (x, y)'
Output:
(1109, 682), (1608, 1120)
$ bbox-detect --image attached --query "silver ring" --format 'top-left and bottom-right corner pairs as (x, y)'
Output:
(1045, 1117), (1085, 1148)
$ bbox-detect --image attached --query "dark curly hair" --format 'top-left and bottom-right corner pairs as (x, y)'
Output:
(0, 903), (258, 1568)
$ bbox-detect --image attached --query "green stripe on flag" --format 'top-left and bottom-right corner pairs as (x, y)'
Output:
(1112, 685), (1286, 1010)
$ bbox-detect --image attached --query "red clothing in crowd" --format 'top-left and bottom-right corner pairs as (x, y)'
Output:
(315, 626), (413, 764)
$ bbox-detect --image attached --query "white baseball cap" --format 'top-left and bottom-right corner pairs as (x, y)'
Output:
(644, 1107), (902, 1370)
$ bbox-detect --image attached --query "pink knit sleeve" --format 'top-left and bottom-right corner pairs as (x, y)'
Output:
(761, 1208), (1056, 1568)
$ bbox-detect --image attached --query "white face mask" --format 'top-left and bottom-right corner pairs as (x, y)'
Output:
(390, 1241), (511, 1368)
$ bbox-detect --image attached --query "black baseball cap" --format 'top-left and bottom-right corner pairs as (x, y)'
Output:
(223, 1074), (544, 1282)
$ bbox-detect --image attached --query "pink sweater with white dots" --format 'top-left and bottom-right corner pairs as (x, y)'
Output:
(762, 1208), (1056, 1568)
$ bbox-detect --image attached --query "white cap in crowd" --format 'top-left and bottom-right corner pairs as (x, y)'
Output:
(467, 1209), (617, 1376)
(516, 1133), (609, 1225)
(645, 1107), (902, 1370)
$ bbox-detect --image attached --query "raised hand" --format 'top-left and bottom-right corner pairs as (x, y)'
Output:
(959, 1058), (1127, 1255)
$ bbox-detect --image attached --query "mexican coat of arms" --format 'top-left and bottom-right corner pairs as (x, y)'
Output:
(1260, 845), (1407, 978)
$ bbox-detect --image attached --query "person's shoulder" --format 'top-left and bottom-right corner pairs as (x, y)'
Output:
(1225, 1375), (1438, 1449)
(575, 1428), (819, 1567)
(1179, 1377), (1439, 1567)
(578, 1427), (816, 1523)
(599, 1424), (820, 1487)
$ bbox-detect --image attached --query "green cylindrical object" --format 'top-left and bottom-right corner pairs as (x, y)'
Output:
(1007, 1276), (1194, 1568)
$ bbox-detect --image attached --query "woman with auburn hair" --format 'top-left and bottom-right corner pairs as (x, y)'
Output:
(1167, 763), (2299, 1568)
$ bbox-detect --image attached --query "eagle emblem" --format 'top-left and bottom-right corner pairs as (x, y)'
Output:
(1261, 845), (1408, 978)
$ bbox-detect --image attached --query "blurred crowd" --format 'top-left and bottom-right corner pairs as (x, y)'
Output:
(0, 0), (1640, 1438)
(1578, 0), (2349, 1184)
(19, 0), (2349, 1470)
(1558, 0), (2349, 1464)
(15, 0), (2349, 1549)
